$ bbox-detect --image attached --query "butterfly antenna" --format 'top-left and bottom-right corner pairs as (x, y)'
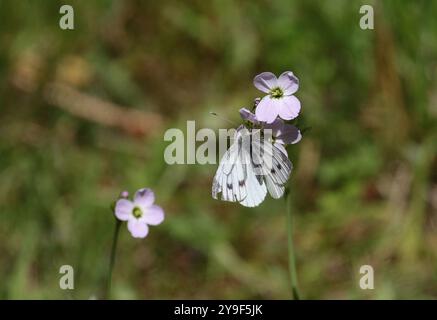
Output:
(209, 112), (238, 126)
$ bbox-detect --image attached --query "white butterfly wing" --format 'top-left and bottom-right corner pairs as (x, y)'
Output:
(238, 146), (267, 207)
(265, 175), (285, 199)
(251, 139), (292, 199)
(212, 142), (237, 202)
(212, 134), (267, 207)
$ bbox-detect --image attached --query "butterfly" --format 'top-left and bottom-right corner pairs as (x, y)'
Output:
(212, 125), (292, 207)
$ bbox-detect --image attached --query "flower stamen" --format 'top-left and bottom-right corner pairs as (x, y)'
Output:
(270, 87), (283, 99)
(132, 207), (143, 218)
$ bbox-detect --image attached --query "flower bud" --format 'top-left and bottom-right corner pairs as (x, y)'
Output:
(119, 190), (129, 199)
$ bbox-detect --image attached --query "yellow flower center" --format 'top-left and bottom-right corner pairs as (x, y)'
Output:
(132, 207), (143, 218)
(270, 87), (284, 99)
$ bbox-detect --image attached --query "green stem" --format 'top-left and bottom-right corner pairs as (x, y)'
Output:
(286, 192), (301, 300)
(105, 218), (121, 299)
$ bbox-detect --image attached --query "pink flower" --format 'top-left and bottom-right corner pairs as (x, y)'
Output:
(265, 117), (302, 155)
(240, 107), (301, 155)
(114, 188), (164, 238)
(253, 71), (301, 123)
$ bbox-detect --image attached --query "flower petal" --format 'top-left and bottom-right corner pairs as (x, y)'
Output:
(114, 199), (134, 221)
(278, 71), (299, 95)
(127, 219), (149, 238)
(143, 205), (165, 225)
(265, 119), (301, 145)
(255, 96), (279, 124)
(239, 108), (258, 124)
(276, 124), (302, 145)
(277, 95), (301, 120)
(134, 188), (155, 208)
(265, 118), (284, 137)
(239, 108), (255, 122)
(253, 72), (278, 93)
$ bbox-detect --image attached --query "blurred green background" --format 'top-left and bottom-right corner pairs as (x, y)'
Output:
(0, 0), (436, 299)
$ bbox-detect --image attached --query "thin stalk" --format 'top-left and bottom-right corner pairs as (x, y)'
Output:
(286, 193), (301, 300)
(104, 218), (121, 299)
